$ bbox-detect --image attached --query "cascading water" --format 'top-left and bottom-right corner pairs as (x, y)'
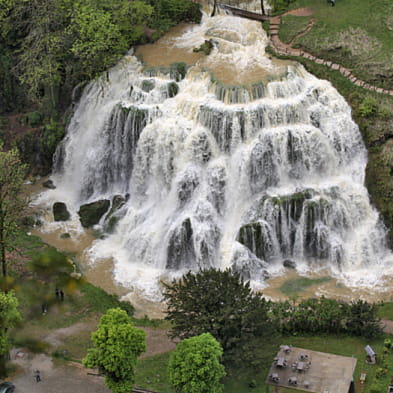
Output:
(39, 7), (393, 299)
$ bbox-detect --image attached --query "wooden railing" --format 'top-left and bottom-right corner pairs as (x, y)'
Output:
(218, 3), (269, 21)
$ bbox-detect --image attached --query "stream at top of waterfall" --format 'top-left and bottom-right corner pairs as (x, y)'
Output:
(30, 4), (393, 318)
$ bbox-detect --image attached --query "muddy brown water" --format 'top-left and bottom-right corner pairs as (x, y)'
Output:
(135, 20), (293, 86)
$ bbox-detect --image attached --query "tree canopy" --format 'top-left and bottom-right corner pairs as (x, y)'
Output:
(83, 307), (146, 393)
(168, 333), (226, 393)
(0, 146), (28, 281)
(163, 268), (275, 363)
(0, 290), (21, 376)
(0, 0), (201, 113)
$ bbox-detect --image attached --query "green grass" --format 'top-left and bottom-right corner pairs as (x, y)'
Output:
(285, 0), (393, 89)
(279, 15), (311, 45)
(134, 333), (390, 393)
(279, 276), (331, 296)
(135, 352), (175, 393)
(378, 302), (393, 320)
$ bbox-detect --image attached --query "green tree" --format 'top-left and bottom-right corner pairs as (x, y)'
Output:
(169, 333), (226, 393)
(163, 268), (275, 361)
(83, 308), (146, 393)
(70, 0), (152, 80)
(0, 290), (21, 377)
(0, 146), (28, 280)
(13, 0), (70, 107)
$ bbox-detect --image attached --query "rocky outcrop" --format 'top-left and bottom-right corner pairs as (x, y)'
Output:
(53, 202), (70, 221)
(78, 199), (110, 228)
(43, 179), (56, 189)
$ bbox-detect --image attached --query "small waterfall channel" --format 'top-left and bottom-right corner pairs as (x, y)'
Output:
(35, 6), (393, 301)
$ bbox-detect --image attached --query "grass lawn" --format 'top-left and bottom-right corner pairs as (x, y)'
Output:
(285, 0), (393, 89)
(378, 302), (393, 320)
(136, 352), (175, 393)
(134, 333), (390, 393)
(279, 15), (311, 45)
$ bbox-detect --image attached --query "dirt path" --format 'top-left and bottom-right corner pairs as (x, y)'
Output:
(283, 7), (314, 17)
(11, 351), (110, 393)
(382, 319), (393, 334)
(9, 322), (176, 393)
(288, 17), (316, 46)
(141, 327), (177, 358)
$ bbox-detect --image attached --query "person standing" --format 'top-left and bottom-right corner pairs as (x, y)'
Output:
(34, 370), (41, 382)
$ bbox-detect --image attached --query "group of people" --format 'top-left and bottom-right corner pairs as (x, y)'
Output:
(55, 287), (65, 301)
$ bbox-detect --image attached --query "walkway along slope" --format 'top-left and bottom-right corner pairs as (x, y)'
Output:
(221, 5), (393, 96)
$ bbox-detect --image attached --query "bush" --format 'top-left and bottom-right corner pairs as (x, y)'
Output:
(170, 62), (187, 81)
(52, 349), (71, 360)
(271, 0), (296, 15)
(27, 111), (42, 127)
(39, 121), (65, 164)
(359, 96), (378, 118)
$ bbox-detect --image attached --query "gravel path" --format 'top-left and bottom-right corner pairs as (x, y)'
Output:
(11, 351), (110, 393)
(8, 323), (176, 393)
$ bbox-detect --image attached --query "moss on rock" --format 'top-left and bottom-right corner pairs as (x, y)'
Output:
(53, 202), (70, 222)
(78, 199), (110, 228)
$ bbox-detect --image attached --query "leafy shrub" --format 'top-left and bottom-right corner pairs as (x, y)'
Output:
(27, 111), (42, 127)
(39, 120), (65, 163)
(248, 380), (257, 388)
(52, 349), (71, 360)
(170, 62), (187, 81)
(359, 96), (378, 118)
(271, 0), (296, 15)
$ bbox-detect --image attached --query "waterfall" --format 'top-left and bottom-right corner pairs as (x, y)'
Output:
(42, 11), (392, 298)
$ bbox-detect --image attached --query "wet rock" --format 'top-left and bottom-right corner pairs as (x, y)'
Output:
(177, 172), (199, 206)
(43, 179), (56, 189)
(53, 202), (70, 221)
(78, 199), (110, 228)
(233, 258), (269, 281)
(193, 39), (214, 55)
(104, 194), (130, 233)
(166, 218), (195, 269)
(167, 82), (179, 98)
(237, 221), (273, 261)
(141, 79), (155, 92)
(283, 259), (296, 269)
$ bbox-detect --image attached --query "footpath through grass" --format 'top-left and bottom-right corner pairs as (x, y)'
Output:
(286, 0), (393, 89)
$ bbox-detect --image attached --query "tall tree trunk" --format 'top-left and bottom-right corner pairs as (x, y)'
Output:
(261, 0), (266, 15)
(0, 215), (6, 279)
(211, 0), (217, 16)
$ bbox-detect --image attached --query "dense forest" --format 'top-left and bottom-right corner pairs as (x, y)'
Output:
(0, 0), (201, 172)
